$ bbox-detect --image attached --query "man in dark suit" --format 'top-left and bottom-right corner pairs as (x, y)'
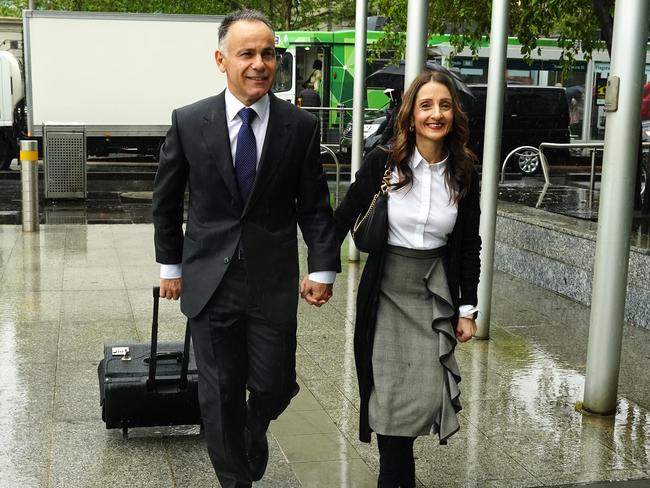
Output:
(152, 9), (339, 488)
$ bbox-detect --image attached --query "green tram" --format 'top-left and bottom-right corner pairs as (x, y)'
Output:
(272, 30), (390, 111)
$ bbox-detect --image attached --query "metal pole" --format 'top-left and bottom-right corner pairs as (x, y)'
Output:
(348, 0), (369, 262)
(474, 0), (509, 339)
(404, 0), (428, 88)
(589, 149), (597, 192)
(337, 103), (345, 141)
(28, 0), (35, 10)
(582, 0), (649, 415)
(582, 59), (595, 143)
(20, 140), (39, 232)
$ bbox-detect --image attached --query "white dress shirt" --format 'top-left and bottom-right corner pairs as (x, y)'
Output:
(160, 88), (335, 285)
(387, 147), (477, 318)
(387, 148), (457, 249)
(224, 88), (270, 169)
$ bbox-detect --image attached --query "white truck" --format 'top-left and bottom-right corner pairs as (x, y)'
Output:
(0, 10), (226, 169)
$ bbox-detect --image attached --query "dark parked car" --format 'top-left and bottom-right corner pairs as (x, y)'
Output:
(340, 84), (571, 175)
(468, 85), (570, 174)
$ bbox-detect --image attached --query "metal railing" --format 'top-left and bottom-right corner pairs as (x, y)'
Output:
(500, 141), (650, 186)
(539, 142), (605, 191)
(500, 141), (650, 209)
(297, 104), (387, 147)
(500, 146), (544, 184)
(540, 141), (650, 191)
(320, 144), (341, 207)
(302, 104), (386, 207)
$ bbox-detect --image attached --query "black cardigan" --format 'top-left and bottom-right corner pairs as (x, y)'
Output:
(333, 146), (482, 443)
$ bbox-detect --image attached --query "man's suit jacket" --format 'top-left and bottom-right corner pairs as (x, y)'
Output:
(152, 91), (340, 323)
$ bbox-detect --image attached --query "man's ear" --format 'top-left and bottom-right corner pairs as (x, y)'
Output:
(215, 49), (226, 73)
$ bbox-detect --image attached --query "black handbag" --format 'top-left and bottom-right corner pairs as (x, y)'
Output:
(351, 159), (393, 253)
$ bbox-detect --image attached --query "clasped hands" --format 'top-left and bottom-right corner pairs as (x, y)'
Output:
(160, 276), (332, 307)
(299, 276), (333, 307)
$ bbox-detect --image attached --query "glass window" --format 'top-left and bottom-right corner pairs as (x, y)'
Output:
(272, 50), (293, 93)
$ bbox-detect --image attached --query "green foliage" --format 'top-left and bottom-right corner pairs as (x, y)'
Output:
(0, 0), (233, 16)
(511, 0), (603, 72)
(0, 0), (625, 69)
(0, 0), (350, 31)
(369, 0), (615, 72)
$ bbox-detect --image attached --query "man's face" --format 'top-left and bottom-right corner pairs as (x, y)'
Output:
(215, 20), (276, 106)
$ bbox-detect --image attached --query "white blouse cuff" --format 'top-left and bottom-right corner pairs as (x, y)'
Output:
(459, 304), (478, 318)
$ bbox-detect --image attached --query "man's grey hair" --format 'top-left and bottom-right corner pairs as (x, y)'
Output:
(218, 9), (274, 54)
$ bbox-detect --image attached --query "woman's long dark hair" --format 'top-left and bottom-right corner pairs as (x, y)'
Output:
(389, 70), (477, 202)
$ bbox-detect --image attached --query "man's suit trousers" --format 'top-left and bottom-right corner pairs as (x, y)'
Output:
(189, 256), (298, 484)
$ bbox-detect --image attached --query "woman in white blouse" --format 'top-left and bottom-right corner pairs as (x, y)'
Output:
(333, 71), (481, 487)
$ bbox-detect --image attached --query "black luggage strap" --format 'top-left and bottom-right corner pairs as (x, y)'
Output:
(148, 286), (191, 390)
(179, 320), (191, 390)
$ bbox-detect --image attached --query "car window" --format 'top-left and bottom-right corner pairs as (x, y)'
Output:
(511, 89), (567, 117)
(467, 88), (487, 121)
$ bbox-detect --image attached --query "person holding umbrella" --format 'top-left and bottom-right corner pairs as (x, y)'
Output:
(332, 70), (481, 487)
(377, 88), (402, 146)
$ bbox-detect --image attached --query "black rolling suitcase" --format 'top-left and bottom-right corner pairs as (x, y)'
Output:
(98, 286), (201, 436)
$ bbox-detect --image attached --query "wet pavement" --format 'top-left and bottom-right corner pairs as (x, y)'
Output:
(0, 163), (158, 225)
(0, 164), (648, 243)
(2, 164), (650, 486)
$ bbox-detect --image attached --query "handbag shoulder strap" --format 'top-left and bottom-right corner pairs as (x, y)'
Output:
(381, 153), (393, 193)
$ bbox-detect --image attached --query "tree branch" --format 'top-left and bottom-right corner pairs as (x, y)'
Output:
(592, 0), (614, 56)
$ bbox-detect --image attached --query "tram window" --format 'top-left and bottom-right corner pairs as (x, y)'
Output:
(273, 50), (293, 93)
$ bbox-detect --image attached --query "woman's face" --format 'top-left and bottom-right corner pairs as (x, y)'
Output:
(411, 80), (454, 146)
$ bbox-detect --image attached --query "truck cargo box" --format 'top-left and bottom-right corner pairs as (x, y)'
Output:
(24, 11), (226, 138)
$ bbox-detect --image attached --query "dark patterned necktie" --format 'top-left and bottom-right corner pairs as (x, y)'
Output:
(235, 107), (257, 202)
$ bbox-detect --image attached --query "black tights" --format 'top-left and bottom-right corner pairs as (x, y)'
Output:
(376, 434), (416, 488)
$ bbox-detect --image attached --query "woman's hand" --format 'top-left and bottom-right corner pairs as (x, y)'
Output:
(455, 317), (476, 342)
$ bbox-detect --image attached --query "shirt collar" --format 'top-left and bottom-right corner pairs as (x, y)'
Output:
(224, 87), (270, 123)
(410, 146), (449, 173)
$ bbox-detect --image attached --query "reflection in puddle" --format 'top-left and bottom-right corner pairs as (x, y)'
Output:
(463, 331), (650, 469)
(498, 182), (650, 249)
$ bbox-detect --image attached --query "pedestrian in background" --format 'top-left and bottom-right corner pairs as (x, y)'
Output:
(309, 59), (323, 91)
(333, 70), (482, 487)
(152, 9), (339, 488)
(298, 80), (321, 108)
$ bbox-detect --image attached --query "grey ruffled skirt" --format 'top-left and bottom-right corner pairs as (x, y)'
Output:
(369, 245), (461, 444)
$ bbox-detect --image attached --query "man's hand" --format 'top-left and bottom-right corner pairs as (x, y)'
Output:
(455, 316), (476, 343)
(299, 276), (333, 307)
(160, 278), (182, 300)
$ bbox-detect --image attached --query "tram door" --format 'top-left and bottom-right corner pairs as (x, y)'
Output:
(295, 46), (335, 142)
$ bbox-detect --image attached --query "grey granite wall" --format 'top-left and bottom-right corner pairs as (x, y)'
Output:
(495, 201), (650, 329)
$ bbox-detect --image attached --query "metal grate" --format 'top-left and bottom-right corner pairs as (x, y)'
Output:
(44, 209), (87, 225)
(44, 125), (87, 199)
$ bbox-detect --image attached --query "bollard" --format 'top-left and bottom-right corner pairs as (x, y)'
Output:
(20, 140), (39, 232)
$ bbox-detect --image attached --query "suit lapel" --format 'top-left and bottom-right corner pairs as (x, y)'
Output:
(244, 94), (292, 215)
(200, 92), (242, 207)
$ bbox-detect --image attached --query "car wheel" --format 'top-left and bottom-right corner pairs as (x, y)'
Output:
(515, 149), (540, 175)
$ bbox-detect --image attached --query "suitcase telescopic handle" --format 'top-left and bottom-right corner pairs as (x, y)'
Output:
(148, 286), (191, 390)
(144, 351), (184, 363)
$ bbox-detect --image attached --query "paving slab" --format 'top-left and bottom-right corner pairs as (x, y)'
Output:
(0, 223), (649, 487)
